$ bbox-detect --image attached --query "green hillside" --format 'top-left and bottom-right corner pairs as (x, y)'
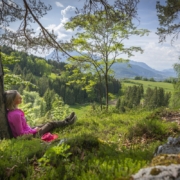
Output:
(1, 107), (180, 179)
(121, 79), (174, 93)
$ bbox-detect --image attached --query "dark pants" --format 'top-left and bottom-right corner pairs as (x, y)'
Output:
(35, 120), (68, 137)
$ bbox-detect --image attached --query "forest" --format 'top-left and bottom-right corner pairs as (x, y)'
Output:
(2, 45), (121, 105)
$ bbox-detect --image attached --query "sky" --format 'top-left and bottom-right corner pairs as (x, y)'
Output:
(9, 0), (180, 71)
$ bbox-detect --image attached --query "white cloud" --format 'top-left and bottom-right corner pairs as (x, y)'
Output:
(55, 2), (64, 8)
(61, 6), (76, 23)
(120, 31), (180, 70)
(44, 6), (180, 71)
(131, 42), (179, 70)
(46, 6), (76, 41)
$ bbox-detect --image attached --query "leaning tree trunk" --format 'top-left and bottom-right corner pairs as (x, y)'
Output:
(0, 54), (10, 139)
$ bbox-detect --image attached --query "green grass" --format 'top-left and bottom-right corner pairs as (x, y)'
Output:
(121, 79), (174, 93)
(1, 106), (180, 179)
(69, 103), (92, 118)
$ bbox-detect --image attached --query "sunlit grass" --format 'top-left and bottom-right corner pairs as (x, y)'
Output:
(122, 79), (174, 93)
(69, 103), (92, 118)
(1, 105), (180, 179)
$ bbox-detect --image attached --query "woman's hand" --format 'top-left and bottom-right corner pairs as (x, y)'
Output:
(35, 127), (41, 132)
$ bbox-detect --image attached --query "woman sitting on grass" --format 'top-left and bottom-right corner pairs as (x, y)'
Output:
(4, 90), (77, 138)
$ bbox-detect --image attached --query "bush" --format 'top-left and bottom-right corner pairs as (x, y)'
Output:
(127, 118), (178, 140)
(0, 137), (47, 179)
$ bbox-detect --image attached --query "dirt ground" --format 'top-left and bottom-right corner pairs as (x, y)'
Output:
(108, 99), (117, 105)
(161, 111), (180, 125)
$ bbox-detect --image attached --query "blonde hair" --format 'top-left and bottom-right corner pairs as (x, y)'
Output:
(5, 90), (18, 110)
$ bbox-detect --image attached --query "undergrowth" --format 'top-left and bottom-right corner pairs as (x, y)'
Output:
(0, 107), (180, 179)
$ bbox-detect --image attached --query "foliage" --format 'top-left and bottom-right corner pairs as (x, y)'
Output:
(0, 106), (180, 179)
(18, 90), (71, 126)
(0, 0), (140, 140)
(1, 52), (35, 90)
(0, 0), (140, 55)
(144, 87), (171, 110)
(0, 137), (46, 179)
(64, 11), (149, 109)
(78, 0), (140, 24)
(120, 85), (144, 109)
(51, 94), (70, 120)
(170, 61), (180, 108)
(127, 117), (174, 140)
(19, 90), (46, 126)
(156, 0), (180, 44)
(38, 143), (71, 166)
(2, 47), (121, 105)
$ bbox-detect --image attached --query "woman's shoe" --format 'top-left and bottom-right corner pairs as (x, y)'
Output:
(67, 115), (77, 125)
(65, 112), (75, 121)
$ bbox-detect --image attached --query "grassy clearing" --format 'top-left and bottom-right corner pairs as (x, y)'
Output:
(121, 79), (174, 93)
(1, 106), (180, 179)
(69, 103), (92, 118)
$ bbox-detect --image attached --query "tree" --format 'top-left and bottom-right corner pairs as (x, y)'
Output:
(0, 0), (141, 138)
(0, 0), (140, 56)
(51, 94), (70, 120)
(43, 88), (55, 112)
(64, 11), (148, 110)
(122, 85), (143, 109)
(144, 87), (170, 109)
(0, 53), (11, 138)
(65, 64), (104, 108)
(19, 90), (46, 126)
(157, 1), (180, 109)
(156, 0), (180, 44)
(78, 0), (140, 24)
(170, 61), (180, 108)
(116, 97), (121, 109)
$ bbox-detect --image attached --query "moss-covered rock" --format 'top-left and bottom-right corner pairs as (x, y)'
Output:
(151, 154), (180, 166)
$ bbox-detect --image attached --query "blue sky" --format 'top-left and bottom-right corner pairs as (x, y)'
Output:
(10, 0), (180, 71)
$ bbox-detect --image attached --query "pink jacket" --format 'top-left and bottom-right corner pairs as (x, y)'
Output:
(7, 109), (37, 138)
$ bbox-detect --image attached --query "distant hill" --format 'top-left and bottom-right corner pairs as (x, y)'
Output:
(111, 61), (177, 81)
(46, 51), (177, 81)
(46, 50), (79, 62)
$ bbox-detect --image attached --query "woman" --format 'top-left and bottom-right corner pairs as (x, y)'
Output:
(4, 90), (76, 138)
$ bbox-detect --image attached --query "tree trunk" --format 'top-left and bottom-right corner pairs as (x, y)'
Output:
(105, 73), (109, 110)
(0, 54), (11, 139)
(98, 77), (103, 111)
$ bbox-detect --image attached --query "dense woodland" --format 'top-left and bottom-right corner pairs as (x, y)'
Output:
(1, 45), (172, 115)
(1, 46), (121, 105)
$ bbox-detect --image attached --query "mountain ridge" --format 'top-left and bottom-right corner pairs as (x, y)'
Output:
(111, 60), (177, 80)
(46, 52), (177, 81)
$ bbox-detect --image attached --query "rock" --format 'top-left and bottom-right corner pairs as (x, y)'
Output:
(131, 136), (180, 179)
(154, 136), (180, 156)
(151, 154), (180, 166)
(131, 164), (180, 180)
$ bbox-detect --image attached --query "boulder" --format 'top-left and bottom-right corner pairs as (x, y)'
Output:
(154, 136), (180, 156)
(131, 164), (180, 180)
(131, 136), (180, 180)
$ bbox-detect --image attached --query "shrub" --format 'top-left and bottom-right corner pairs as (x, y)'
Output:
(0, 137), (47, 179)
(127, 118), (178, 140)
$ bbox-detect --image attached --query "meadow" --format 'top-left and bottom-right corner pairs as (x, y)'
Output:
(1, 104), (179, 179)
(121, 79), (174, 93)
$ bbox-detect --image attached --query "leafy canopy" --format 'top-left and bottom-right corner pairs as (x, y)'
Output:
(64, 11), (149, 109)
(156, 0), (180, 43)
